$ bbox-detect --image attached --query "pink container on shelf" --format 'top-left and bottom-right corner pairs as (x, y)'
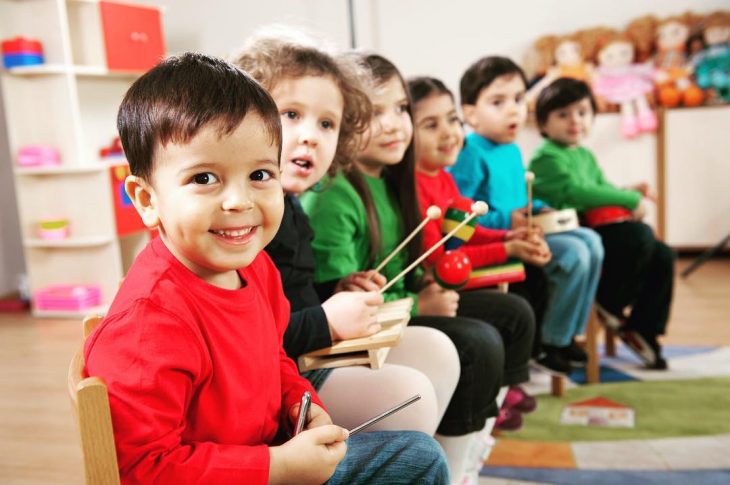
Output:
(37, 218), (69, 240)
(34, 284), (102, 311)
(17, 145), (61, 167)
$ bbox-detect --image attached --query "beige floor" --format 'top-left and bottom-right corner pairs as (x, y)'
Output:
(1, 257), (729, 484)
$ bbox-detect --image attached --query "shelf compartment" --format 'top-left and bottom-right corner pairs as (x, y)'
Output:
(24, 235), (114, 248)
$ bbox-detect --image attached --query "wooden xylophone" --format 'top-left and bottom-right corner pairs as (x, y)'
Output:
(298, 298), (413, 372)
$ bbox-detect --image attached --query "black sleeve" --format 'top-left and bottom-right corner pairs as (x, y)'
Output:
(313, 279), (338, 303)
(283, 305), (332, 361)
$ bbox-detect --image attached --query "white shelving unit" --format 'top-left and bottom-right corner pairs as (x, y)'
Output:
(1, 0), (164, 317)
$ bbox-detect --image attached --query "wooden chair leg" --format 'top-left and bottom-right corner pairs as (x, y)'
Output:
(585, 308), (600, 384)
(550, 375), (565, 397)
(605, 328), (617, 357)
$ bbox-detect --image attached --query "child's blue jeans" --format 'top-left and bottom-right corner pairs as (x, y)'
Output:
(542, 227), (604, 347)
(329, 430), (449, 484)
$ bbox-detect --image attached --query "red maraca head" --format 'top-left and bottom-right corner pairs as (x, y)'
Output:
(434, 250), (472, 290)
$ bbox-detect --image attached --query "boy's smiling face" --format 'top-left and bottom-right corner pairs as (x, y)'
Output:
(540, 97), (594, 147)
(463, 73), (527, 144)
(127, 113), (284, 289)
(272, 75), (344, 195)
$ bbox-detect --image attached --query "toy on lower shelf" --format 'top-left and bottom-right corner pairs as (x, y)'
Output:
(37, 218), (69, 240)
(1, 37), (44, 68)
(298, 298), (413, 372)
(16, 145), (60, 167)
(34, 284), (101, 311)
(99, 137), (124, 159)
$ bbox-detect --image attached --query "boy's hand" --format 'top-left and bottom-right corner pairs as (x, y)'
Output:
(506, 225), (544, 240)
(269, 425), (348, 485)
(334, 271), (386, 293)
(632, 198), (649, 221)
(289, 402), (332, 431)
(322, 291), (383, 341)
(631, 182), (657, 202)
(510, 208), (528, 228)
(417, 282), (459, 317)
(505, 237), (552, 267)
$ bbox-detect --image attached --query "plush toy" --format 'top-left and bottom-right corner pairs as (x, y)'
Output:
(626, 13), (704, 108)
(590, 29), (657, 138)
(691, 11), (730, 102)
(526, 34), (595, 107)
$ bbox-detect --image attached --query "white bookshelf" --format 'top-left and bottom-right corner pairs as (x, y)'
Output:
(0, 0), (163, 317)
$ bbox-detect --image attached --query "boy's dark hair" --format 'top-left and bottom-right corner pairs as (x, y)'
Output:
(118, 52), (282, 181)
(407, 76), (454, 106)
(535, 77), (597, 134)
(459, 56), (528, 105)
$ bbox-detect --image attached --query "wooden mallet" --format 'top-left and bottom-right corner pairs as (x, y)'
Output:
(370, 205), (441, 277)
(380, 202), (488, 293)
(525, 171), (535, 237)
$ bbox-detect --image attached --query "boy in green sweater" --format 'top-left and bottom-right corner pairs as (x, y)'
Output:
(529, 78), (674, 370)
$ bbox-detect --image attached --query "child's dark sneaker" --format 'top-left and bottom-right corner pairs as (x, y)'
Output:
(619, 329), (657, 366)
(494, 407), (523, 432)
(504, 385), (537, 413)
(565, 339), (588, 367)
(645, 337), (668, 370)
(596, 303), (625, 331)
(535, 345), (572, 374)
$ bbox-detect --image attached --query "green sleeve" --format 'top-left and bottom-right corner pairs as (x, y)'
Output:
(301, 178), (369, 283)
(530, 148), (641, 211)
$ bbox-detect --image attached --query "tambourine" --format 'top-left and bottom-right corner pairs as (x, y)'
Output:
(532, 208), (579, 234)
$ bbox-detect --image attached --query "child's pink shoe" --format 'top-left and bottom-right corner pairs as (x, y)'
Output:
(503, 386), (537, 413)
(621, 115), (640, 138)
(638, 111), (658, 132)
(494, 407), (523, 432)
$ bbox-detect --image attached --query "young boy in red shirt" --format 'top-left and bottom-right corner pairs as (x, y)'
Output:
(84, 53), (449, 484)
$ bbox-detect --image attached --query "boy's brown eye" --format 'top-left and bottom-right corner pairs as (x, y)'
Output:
(192, 173), (218, 185)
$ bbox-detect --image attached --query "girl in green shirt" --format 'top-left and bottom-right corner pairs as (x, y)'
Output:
(303, 53), (536, 482)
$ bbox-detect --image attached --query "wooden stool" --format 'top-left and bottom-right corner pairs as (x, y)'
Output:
(550, 305), (602, 397)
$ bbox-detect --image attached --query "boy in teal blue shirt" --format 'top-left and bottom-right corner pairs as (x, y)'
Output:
(450, 56), (604, 374)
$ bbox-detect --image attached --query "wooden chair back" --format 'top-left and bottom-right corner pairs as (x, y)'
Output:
(67, 315), (120, 485)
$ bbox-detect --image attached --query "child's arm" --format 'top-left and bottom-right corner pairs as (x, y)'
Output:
(421, 215), (509, 268)
(531, 151), (642, 211)
(85, 307), (277, 483)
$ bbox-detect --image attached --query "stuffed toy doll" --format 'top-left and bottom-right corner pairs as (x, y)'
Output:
(691, 11), (730, 102)
(590, 29), (657, 138)
(526, 34), (595, 108)
(627, 13), (704, 108)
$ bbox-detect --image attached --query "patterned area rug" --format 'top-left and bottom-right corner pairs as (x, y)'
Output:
(481, 345), (730, 484)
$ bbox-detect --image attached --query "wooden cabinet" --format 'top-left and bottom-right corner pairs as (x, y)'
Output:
(1, 0), (164, 317)
(662, 105), (730, 249)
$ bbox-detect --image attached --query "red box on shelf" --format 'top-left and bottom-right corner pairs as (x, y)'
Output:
(99, 1), (164, 71)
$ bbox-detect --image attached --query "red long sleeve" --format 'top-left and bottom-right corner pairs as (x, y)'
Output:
(416, 170), (509, 267)
(85, 237), (321, 484)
